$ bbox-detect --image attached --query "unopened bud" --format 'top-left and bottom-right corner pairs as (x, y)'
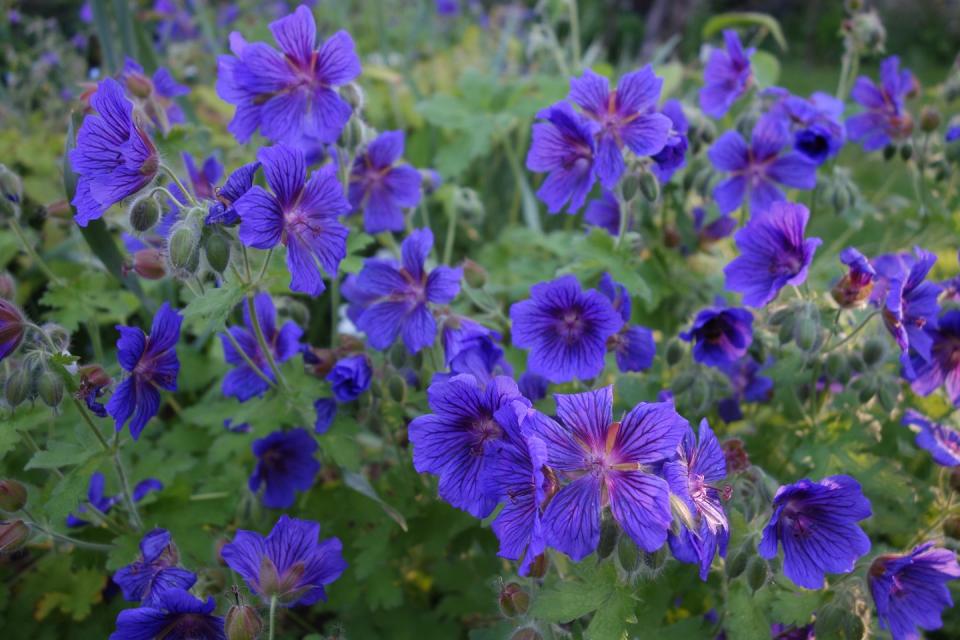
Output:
(725, 546), (748, 579)
(166, 221), (201, 278)
(883, 144), (897, 161)
(4, 366), (31, 407)
(526, 553), (548, 579)
(387, 374), (407, 404)
(204, 231), (231, 273)
(665, 339), (684, 366)
(862, 337), (886, 366)
(0, 519), (29, 552)
(746, 556), (768, 591)
(340, 83), (365, 113)
(78, 364), (111, 390)
(41, 323), (70, 352)
(462, 259), (487, 289)
(133, 248), (167, 280)
(129, 196), (161, 232)
(125, 73), (153, 99)
(900, 142), (913, 161)
(920, 106), (941, 132)
(0, 272), (15, 300)
(498, 583), (530, 617)
(638, 172), (659, 202)
(0, 299), (26, 362)
(597, 518), (618, 559)
(825, 352), (847, 381)
(621, 172), (641, 202)
(850, 10), (886, 52)
(36, 369), (64, 408)
(793, 315), (820, 352)
(0, 480), (27, 512)
(722, 438), (750, 474)
(225, 603), (263, 640)
(878, 381), (898, 412)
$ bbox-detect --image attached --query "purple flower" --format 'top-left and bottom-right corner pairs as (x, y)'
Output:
(872, 248), (941, 360)
(680, 305), (753, 368)
(518, 372), (549, 403)
(224, 419), (251, 434)
(235, 145), (350, 296)
(327, 354), (372, 402)
(113, 529), (196, 606)
(651, 99), (689, 182)
(438, 316), (512, 384)
(699, 30), (754, 118)
(902, 410), (960, 466)
(132, 478), (163, 501)
(66, 472), (119, 527)
(509, 274), (623, 383)
(348, 131), (422, 234)
(947, 126), (960, 143)
(567, 66), (671, 187)
(313, 398), (337, 434)
(220, 293), (303, 402)
(847, 56), (917, 151)
(408, 375), (529, 518)
(119, 58), (189, 132)
(216, 5), (361, 145)
(584, 190), (627, 235)
(109, 588), (224, 640)
(598, 273), (655, 373)
(525, 387), (688, 560)
(766, 90), (845, 165)
(205, 161), (260, 226)
(345, 228), (462, 354)
(483, 402), (549, 575)
(708, 115), (817, 216)
(664, 419), (729, 580)
(831, 247), (876, 308)
(717, 357), (773, 423)
(0, 299), (25, 363)
(692, 207), (737, 245)
(69, 78), (159, 227)
(869, 542), (960, 640)
(250, 428), (320, 509)
(221, 514), (347, 607)
(107, 302), (182, 440)
(758, 475), (872, 589)
(724, 202), (821, 307)
(907, 310), (960, 406)
(525, 102), (597, 214)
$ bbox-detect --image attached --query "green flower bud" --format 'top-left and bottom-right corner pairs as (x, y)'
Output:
(671, 370), (695, 395)
(498, 583), (530, 618)
(225, 603), (263, 640)
(36, 368), (64, 408)
(778, 315), (796, 345)
(832, 184), (851, 212)
(4, 366), (32, 408)
(900, 142), (913, 161)
(621, 172), (641, 202)
(725, 546), (749, 579)
(665, 339), (684, 366)
(0, 480), (27, 512)
(920, 106), (941, 132)
(389, 343), (408, 370)
(746, 556), (768, 592)
(128, 196), (161, 233)
(204, 231), (232, 274)
(0, 519), (29, 553)
(862, 337), (886, 366)
(387, 374), (407, 404)
(877, 381), (898, 412)
(857, 382), (875, 404)
(461, 259), (487, 289)
(825, 352), (847, 381)
(793, 315), (820, 352)
(167, 221), (201, 278)
(883, 144), (897, 161)
(340, 82), (365, 113)
(597, 517), (619, 560)
(616, 534), (640, 573)
(847, 352), (866, 373)
(688, 376), (710, 414)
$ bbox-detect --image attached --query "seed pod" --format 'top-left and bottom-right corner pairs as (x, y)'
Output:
(665, 339), (684, 366)
(225, 603), (263, 640)
(847, 352), (866, 374)
(832, 184), (851, 212)
(0, 519), (29, 553)
(204, 231), (231, 274)
(920, 106), (941, 132)
(4, 366), (31, 407)
(167, 221), (201, 278)
(133, 248), (167, 280)
(858, 382), (875, 404)
(616, 534), (640, 573)
(862, 337), (886, 366)
(128, 196), (161, 232)
(746, 556), (768, 592)
(900, 142), (913, 161)
(825, 352), (847, 381)
(498, 583), (530, 618)
(778, 314), (796, 345)
(883, 144), (897, 161)
(621, 172), (641, 202)
(36, 369), (64, 408)
(0, 480), (27, 512)
(671, 371), (695, 395)
(725, 546), (749, 579)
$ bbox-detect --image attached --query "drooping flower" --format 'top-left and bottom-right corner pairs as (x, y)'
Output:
(69, 78), (159, 227)
(220, 293), (303, 402)
(113, 529), (196, 606)
(691, 206), (737, 246)
(221, 514), (347, 607)
(437, 315), (512, 384)
(326, 354), (372, 402)
(235, 145), (350, 296)
(597, 273), (655, 373)
(831, 247), (876, 308)
(106, 302), (182, 440)
(77, 364), (112, 417)
(724, 202), (822, 307)
(717, 357), (773, 423)
(483, 402), (550, 575)
(313, 398), (337, 434)
(699, 30), (754, 118)
(680, 304), (753, 368)
(66, 472), (120, 527)
(526, 102), (597, 214)
(651, 99), (689, 182)
(765, 88), (845, 165)
(408, 375), (529, 518)
(518, 372), (549, 403)
(869, 542), (960, 640)
(249, 428), (320, 509)
(708, 115), (817, 216)
(758, 475), (872, 589)
(345, 228), (462, 354)
(584, 190), (626, 235)
(216, 5), (361, 145)
(907, 310), (960, 406)
(902, 410), (960, 466)
(348, 131), (422, 234)
(119, 58), (189, 133)
(109, 588), (225, 640)
(205, 161), (260, 226)
(0, 299), (25, 363)
(847, 56), (917, 152)
(509, 274), (623, 383)
(525, 387), (688, 561)
(872, 248), (941, 361)
(664, 419), (730, 580)
(567, 66), (671, 187)
(132, 478), (163, 501)
(175, 153), (221, 203)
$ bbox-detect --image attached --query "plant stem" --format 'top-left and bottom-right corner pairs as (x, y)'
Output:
(443, 200), (458, 266)
(567, 0), (581, 71)
(247, 295), (288, 390)
(823, 310), (879, 353)
(255, 248), (274, 284)
(29, 523), (115, 552)
(222, 329), (276, 388)
(112, 433), (144, 531)
(330, 275), (340, 346)
(159, 164), (199, 207)
(268, 595), (278, 640)
(8, 217), (64, 286)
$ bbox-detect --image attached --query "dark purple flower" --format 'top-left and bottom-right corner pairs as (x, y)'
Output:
(831, 247), (876, 308)
(724, 202), (821, 307)
(345, 228), (462, 354)
(113, 529), (196, 606)
(153, 0), (199, 42)
(847, 56), (917, 152)
(525, 387), (688, 560)
(717, 357), (773, 423)
(597, 273), (655, 373)
(216, 5), (361, 145)
(224, 419), (251, 434)
(132, 478), (163, 501)
(78, 364), (112, 417)
(518, 372), (549, 403)
(408, 375), (529, 518)
(206, 161), (260, 226)
(313, 398), (337, 434)
(699, 30), (754, 118)
(568, 67), (671, 187)
(484, 402), (549, 575)
(509, 274), (623, 383)
(119, 58), (189, 132)
(664, 419), (729, 580)
(327, 354), (372, 402)
(110, 588), (224, 640)
(250, 428), (320, 509)
(106, 302), (182, 440)
(902, 410), (960, 466)
(348, 131), (422, 234)
(584, 190), (627, 235)
(220, 293), (303, 402)
(651, 99), (689, 182)
(869, 542), (960, 640)
(947, 126), (960, 143)
(758, 475), (872, 589)
(69, 78), (159, 227)
(907, 310), (960, 406)
(692, 207), (736, 245)
(766, 89), (845, 165)
(0, 299), (25, 363)
(526, 102), (597, 214)
(235, 145), (350, 296)
(872, 248), (941, 361)
(67, 472), (119, 527)
(221, 514), (347, 607)
(708, 115), (817, 216)
(177, 154), (222, 203)
(680, 305), (753, 368)
(438, 315), (512, 384)
(770, 623), (815, 640)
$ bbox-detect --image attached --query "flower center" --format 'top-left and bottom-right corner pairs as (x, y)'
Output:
(555, 308), (585, 343)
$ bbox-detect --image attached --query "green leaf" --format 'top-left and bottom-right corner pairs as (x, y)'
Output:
(752, 51), (781, 88)
(41, 455), (106, 522)
(34, 567), (106, 621)
(40, 272), (140, 333)
(530, 562), (616, 623)
(768, 587), (822, 627)
(585, 588), (634, 640)
(725, 582), (770, 640)
(25, 443), (95, 470)
(182, 282), (247, 332)
(343, 470), (408, 531)
(702, 12), (788, 51)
